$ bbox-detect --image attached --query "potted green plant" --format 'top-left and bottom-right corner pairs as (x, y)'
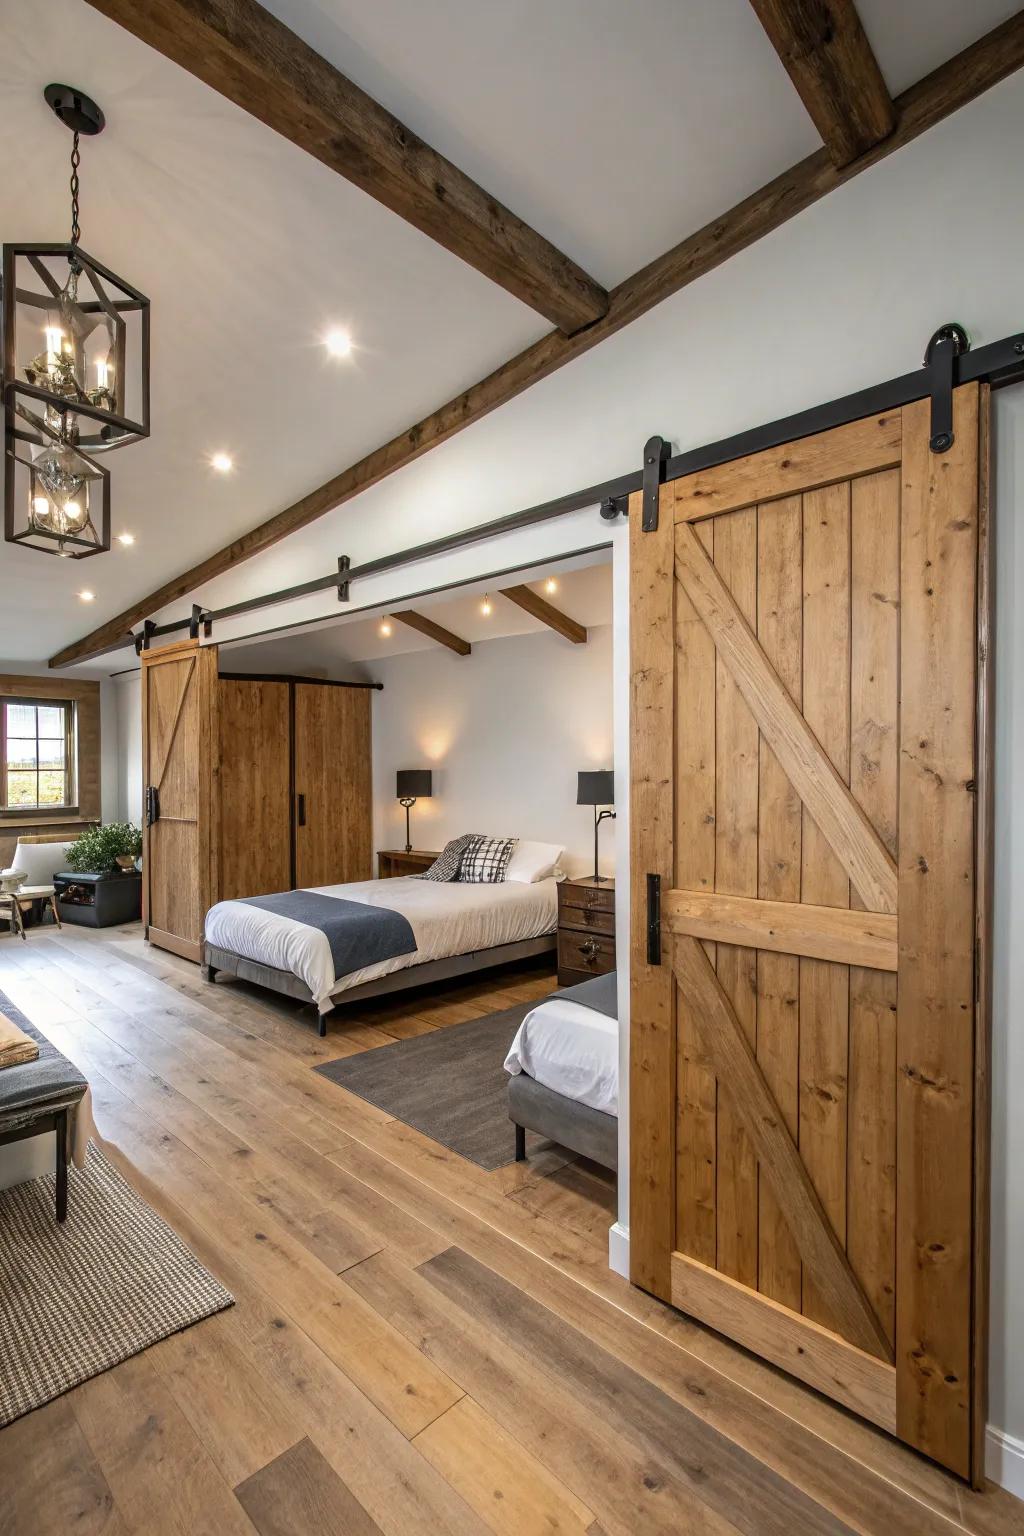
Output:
(57, 822), (143, 927)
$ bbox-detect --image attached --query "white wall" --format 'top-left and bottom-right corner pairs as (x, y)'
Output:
(370, 625), (615, 877)
(112, 671), (143, 825)
(99, 72), (1024, 1480)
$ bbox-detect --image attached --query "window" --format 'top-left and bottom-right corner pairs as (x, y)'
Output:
(0, 698), (77, 812)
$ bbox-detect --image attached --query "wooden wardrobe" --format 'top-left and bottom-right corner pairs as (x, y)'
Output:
(140, 641), (373, 962)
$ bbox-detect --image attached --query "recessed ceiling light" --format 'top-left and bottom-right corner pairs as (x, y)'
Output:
(544, 577), (558, 594)
(210, 452), (233, 474)
(324, 328), (352, 358)
(379, 618), (393, 638)
(78, 589), (95, 602)
(480, 595), (492, 617)
(117, 532), (135, 546)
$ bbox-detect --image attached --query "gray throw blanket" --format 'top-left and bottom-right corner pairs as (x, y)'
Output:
(241, 891), (417, 980)
(557, 970), (617, 1020)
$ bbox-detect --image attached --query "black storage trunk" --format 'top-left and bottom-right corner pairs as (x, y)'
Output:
(54, 871), (142, 928)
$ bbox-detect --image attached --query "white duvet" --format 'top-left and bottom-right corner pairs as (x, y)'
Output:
(204, 876), (559, 1011)
(504, 992), (619, 1116)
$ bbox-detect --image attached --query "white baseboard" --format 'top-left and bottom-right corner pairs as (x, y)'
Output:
(607, 1220), (630, 1279)
(603, 1224), (1022, 1502)
(987, 1425), (1024, 1499)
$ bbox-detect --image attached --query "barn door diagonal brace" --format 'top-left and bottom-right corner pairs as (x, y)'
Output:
(925, 323), (970, 452)
(641, 436), (671, 532)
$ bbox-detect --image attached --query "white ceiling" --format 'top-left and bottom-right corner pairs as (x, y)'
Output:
(218, 549), (612, 677)
(0, 0), (1017, 669)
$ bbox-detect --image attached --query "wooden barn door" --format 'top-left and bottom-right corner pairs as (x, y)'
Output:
(141, 639), (219, 961)
(630, 385), (991, 1480)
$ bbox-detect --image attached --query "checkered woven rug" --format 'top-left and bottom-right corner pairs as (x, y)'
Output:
(0, 1143), (233, 1426)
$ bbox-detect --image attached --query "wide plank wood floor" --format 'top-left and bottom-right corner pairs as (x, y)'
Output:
(0, 922), (1020, 1536)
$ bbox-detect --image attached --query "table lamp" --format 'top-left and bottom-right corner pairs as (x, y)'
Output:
(577, 769), (615, 882)
(396, 769), (432, 854)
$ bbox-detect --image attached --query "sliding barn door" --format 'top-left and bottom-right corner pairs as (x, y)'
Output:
(141, 639), (219, 961)
(630, 386), (991, 1480)
(293, 683), (372, 889)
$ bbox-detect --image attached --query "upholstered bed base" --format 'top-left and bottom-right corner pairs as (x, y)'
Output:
(508, 1071), (618, 1172)
(204, 934), (557, 1036)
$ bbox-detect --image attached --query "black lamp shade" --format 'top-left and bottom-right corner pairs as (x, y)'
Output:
(577, 769), (614, 807)
(396, 769), (432, 800)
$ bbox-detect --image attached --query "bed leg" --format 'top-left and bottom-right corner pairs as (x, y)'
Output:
(318, 1015), (327, 1039)
(514, 1123), (526, 1162)
(205, 964), (216, 984)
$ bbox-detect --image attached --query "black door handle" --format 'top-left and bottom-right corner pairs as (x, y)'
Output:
(296, 793), (306, 828)
(145, 785), (160, 826)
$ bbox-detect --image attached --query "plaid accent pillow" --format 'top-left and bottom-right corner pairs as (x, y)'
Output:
(458, 835), (518, 884)
(415, 834), (479, 882)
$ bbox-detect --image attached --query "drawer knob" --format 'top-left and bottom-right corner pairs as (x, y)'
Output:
(580, 938), (599, 959)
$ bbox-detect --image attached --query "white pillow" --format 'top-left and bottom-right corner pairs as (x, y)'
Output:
(503, 840), (564, 884)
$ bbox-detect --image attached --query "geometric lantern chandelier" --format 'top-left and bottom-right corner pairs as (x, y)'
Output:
(2, 84), (150, 558)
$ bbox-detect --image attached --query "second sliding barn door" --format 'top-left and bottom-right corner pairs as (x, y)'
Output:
(630, 386), (990, 1480)
(293, 683), (372, 889)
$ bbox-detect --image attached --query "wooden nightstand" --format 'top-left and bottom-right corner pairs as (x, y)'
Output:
(377, 849), (440, 879)
(557, 876), (615, 985)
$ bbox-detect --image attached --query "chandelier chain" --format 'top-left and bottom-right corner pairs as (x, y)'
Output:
(69, 131), (81, 249)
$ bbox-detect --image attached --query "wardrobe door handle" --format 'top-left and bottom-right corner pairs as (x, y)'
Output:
(296, 793), (306, 828)
(145, 786), (160, 826)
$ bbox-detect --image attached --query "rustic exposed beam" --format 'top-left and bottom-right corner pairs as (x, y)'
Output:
(499, 585), (587, 644)
(749, 0), (896, 166)
(82, 0), (608, 334)
(52, 11), (1024, 671)
(391, 609), (471, 657)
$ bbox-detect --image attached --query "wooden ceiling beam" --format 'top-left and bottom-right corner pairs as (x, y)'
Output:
(51, 10), (1024, 671)
(391, 610), (471, 657)
(500, 585), (587, 644)
(82, 0), (608, 335)
(749, 0), (895, 166)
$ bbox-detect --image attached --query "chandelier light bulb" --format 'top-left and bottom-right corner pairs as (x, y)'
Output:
(544, 577), (558, 594)
(379, 618), (393, 638)
(211, 452), (233, 474)
(78, 589), (95, 601)
(480, 595), (492, 617)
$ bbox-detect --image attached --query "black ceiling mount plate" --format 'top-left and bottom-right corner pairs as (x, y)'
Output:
(44, 84), (105, 135)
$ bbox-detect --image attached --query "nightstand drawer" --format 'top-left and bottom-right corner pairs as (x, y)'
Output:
(558, 883), (615, 914)
(559, 904), (615, 937)
(557, 930), (615, 977)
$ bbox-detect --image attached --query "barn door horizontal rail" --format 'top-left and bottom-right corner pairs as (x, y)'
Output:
(113, 321), (1024, 659)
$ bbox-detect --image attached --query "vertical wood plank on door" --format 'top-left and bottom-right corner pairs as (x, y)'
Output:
(712, 509), (759, 1288)
(971, 384), (994, 1488)
(897, 387), (979, 1478)
(755, 496), (803, 1310)
(629, 484), (677, 1300)
(799, 481), (851, 1332)
(673, 516), (717, 1265)
(848, 469), (900, 1349)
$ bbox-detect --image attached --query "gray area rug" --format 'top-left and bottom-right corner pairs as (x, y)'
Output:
(0, 1141), (233, 1427)
(316, 1000), (541, 1170)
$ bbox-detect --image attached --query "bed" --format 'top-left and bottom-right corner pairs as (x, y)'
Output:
(204, 874), (559, 1034)
(504, 971), (618, 1172)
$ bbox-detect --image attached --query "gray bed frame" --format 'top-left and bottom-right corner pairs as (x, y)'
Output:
(204, 933), (557, 1037)
(508, 1071), (617, 1173)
